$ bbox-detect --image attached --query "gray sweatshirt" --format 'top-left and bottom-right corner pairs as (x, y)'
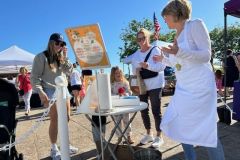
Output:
(30, 52), (72, 94)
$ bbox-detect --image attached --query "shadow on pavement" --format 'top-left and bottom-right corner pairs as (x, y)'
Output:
(16, 112), (50, 122)
(71, 149), (97, 160)
(39, 149), (97, 160)
(164, 121), (240, 160)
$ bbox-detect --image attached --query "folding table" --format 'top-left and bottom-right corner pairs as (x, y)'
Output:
(77, 102), (148, 160)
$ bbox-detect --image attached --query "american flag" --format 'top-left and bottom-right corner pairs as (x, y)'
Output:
(153, 12), (160, 40)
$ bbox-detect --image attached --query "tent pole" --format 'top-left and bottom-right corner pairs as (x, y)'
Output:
(223, 11), (227, 102)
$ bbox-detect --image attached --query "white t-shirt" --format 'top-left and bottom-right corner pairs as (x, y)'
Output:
(70, 69), (82, 86)
(123, 46), (166, 90)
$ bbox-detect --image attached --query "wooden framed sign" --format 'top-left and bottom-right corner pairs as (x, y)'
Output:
(65, 24), (111, 69)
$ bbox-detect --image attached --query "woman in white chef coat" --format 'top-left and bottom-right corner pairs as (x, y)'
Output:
(154, 0), (225, 159)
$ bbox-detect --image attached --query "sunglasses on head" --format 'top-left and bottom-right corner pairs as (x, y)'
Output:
(137, 36), (146, 42)
(55, 41), (65, 47)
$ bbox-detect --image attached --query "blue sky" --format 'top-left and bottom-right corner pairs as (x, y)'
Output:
(0, 0), (238, 73)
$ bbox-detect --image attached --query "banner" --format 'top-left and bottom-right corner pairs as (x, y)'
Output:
(65, 24), (111, 69)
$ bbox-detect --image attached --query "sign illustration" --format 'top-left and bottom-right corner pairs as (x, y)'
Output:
(65, 24), (111, 69)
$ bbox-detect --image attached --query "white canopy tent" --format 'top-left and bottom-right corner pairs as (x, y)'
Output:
(0, 45), (35, 76)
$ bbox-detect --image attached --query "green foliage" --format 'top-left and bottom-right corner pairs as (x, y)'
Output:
(118, 18), (176, 60)
(119, 19), (240, 63)
(210, 22), (240, 59)
(118, 19), (153, 60)
(159, 31), (176, 42)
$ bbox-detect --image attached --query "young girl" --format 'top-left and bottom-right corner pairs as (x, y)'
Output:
(16, 67), (32, 116)
(215, 70), (224, 97)
(110, 66), (134, 144)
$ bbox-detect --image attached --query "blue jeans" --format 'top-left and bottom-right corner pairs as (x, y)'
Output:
(44, 87), (71, 100)
(182, 139), (225, 160)
(43, 88), (56, 99)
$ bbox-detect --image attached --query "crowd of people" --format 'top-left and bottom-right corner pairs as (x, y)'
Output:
(7, 0), (240, 160)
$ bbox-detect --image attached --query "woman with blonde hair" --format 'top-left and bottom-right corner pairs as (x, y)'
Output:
(154, 0), (225, 159)
(123, 28), (166, 148)
(16, 66), (32, 115)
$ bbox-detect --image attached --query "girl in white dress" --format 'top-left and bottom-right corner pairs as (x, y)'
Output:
(154, 0), (225, 159)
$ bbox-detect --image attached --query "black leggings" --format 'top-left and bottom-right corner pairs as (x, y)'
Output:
(139, 88), (162, 132)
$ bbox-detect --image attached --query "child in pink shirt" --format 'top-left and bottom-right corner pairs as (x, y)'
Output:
(215, 70), (224, 96)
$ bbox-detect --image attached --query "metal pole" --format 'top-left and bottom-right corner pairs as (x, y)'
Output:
(224, 12), (227, 102)
(95, 71), (104, 160)
(128, 64), (130, 78)
(55, 76), (70, 160)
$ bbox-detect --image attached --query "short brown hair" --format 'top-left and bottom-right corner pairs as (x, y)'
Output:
(161, 0), (192, 21)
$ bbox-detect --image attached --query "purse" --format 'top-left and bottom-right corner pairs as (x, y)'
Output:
(140, 68), (158, 79)
(139, 46), (159, 79)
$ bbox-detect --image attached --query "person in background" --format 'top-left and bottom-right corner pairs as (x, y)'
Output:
(210, 49), (215, 70)
(222, 49), (239, 96)
(16, 67), (32, 116)
(237, 52), (240, 65)
(30, 33), (77, 160)
(110, 66), (134, 144)
(155, 0), (225, 159)
(123, 28), (166, 148)
(215, 70), (224, 97)
(70, 63), (82, 107)
(233, 52), (240, 79)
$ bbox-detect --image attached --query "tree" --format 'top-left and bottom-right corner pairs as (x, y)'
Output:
(210, 22), (240, 59)
(118, 19), (152, 60)
(118, 18), (176, 75)
(119, 19), (240, 63)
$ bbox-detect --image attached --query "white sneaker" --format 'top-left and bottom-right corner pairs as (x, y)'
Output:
(69, 145), (78, 155)
(151, 137), (164, 148)
(140, 134), (154, 144)
(50, 148), (61, 160)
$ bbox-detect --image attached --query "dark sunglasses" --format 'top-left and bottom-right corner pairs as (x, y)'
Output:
(137, 36), (146, 42)
(55, 41), (65, 47)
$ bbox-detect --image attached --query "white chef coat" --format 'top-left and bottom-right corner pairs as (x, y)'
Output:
(160, 19), (218, 147)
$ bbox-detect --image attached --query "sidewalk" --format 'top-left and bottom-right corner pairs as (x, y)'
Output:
(15, 95), (240, 160)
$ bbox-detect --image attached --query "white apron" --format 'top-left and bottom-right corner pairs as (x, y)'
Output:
(160, 21), (218, 147)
